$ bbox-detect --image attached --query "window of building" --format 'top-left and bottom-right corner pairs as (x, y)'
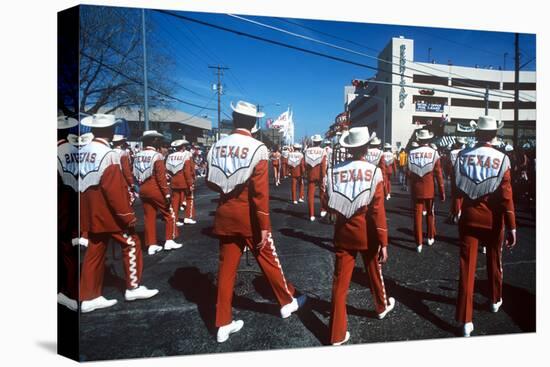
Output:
(502, 101), (537, 109)
(502, 82), (536, 91)
(451, 78), (500, 89)
(451, 98), (499, 109)
(412, 74), (448, 85)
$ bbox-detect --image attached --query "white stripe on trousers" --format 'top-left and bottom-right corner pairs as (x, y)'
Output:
(123, 233), (139, 288)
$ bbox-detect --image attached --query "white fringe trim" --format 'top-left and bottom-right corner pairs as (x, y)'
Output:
(455, 156), (510, 200)
(207, 145), (269, 194)
(327, 167), (383, 219)
(79, 151), (121, 192)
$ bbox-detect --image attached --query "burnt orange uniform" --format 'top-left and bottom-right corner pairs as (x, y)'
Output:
(287, 151), (305, 202)
(365, 148), (388, 196)
(454, 143), (516, 323)
(134, 147), (176, 247)
(408, 144), (445, 244)
(270, 151), (282, 184)
(382, 150), (397, 195)
(449, 147), (464, 219)
(182, 153), (197, 220)
(166, 150), (192, 226)
(327, 158), (390, 344)
(304, 146), (328, 217)
(78, 138), (143, 301)
(206, 129), (296, 327)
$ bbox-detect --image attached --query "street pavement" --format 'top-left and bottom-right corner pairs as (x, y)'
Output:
(72, 173), (536, 361)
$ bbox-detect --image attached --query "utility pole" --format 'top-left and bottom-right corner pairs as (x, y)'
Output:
(142, 9), (150, 131)
(513, 33), (520, 147)
(428, 47), (432, 63)
(209, 65), (229, 141)
(484, 86), (490, 115)
(257, 104), (263, 143)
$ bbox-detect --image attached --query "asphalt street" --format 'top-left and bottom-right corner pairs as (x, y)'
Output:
(71, 173), (536, 361)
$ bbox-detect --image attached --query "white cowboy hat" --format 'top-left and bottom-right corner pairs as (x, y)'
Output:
(415, 129), (434, 140)
(112, 134), (127, 143)
(230, 100), (265, 118)
(81, 114), (117, 128)
(430, 143), (438, 150)
(251, 123), (260, 134)
(171, 139), (189, 147)
(384, 143), (392, 149)
(58, 115), (78, 130)
(311, 134), (323, 142)
(505, 144), (514, 152)
(369, 136), (381, 146)
(340, 127), (376, 148)
(456, 136), (467, 145)
(141, 130), (164, 139)
(470, 115), (504, 130)
(293, 143), (302, 149)
(411, 141), (419, 147)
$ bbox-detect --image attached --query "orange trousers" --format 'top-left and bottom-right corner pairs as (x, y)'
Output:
(307, 180), (327, 217)
(451, 196), (463, 217)
(141, 193), (176, 246)
(414, 198), (436, 244)
(329, 246), (389, 344)
(272, 164), (280, 183)
(291, 177), (305, 202)
(80, 232), (143, 301)
(385, 173), (392, 195)
(456, 226), (504, 323)
(216, 236), (296, 327)
(183, 189), (195, 219)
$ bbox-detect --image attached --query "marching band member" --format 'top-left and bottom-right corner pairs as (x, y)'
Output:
(382, 143), (397, 199)
(78, 114), (158, 312)
(408, 129), (445, 253)
(281, 145), (290, 178)
(166, 139), (192, 228)
(270, 145), (282, 186)
(454, 116), (517, 337)
(206, 101), (305, 343)
(304, 134), (328, 221)
(448, 137), (467, 223)
(365, 137), (388, 197)
(112, 134), (136, 202)
(134, 130), (182, 255)
(327, 127), (395, 346)
(57, 116), (80, 311)
(182, 147), (199, 224)
(288, 143), (306, 204)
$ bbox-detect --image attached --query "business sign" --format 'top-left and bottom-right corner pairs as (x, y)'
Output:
(415, 101), (445, 113)
(399, 44), (407, 108)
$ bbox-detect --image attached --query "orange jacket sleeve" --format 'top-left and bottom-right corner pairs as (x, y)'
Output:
(100, 165), (137, 228)
(500, 169), (516, 229)
(183, 159), (193, 188)
(153, 159), (170, 198)
(321, 155), (327, 180)
(434, 158), (445, 199)
(378, 160), (388, 195)
(249, 160), (271, 231)
(368, 181), (388, 247)
(120, 154), (135, 188)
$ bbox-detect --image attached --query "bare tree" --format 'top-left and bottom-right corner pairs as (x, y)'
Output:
(74, 6), (176, 116)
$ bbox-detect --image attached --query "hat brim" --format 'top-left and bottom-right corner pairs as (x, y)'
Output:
(141, 133), (164, 140)
(416, 132), (434, 140)
(471, 120), (504, 131)
(339, 131), (375, 148)
(230, 102), (265, 118)
(81, 116), (117, 128)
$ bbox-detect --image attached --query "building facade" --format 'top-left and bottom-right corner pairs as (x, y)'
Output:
(346, 37), (536, 149)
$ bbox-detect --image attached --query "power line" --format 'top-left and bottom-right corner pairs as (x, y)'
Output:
(274, 17), (535, 102)
(228, 14), (534, 102)
(80, 50), (217, 111)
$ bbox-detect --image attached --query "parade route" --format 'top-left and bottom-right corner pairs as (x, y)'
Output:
(74, 175), (536, 361)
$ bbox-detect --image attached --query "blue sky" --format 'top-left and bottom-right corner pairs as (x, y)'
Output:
(145, 8), (536, 141)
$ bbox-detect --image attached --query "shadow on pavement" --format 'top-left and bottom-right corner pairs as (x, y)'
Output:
(475, 280), (536, 332)
(278, 228), (335, 253)
(272, 207), (306, 220)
